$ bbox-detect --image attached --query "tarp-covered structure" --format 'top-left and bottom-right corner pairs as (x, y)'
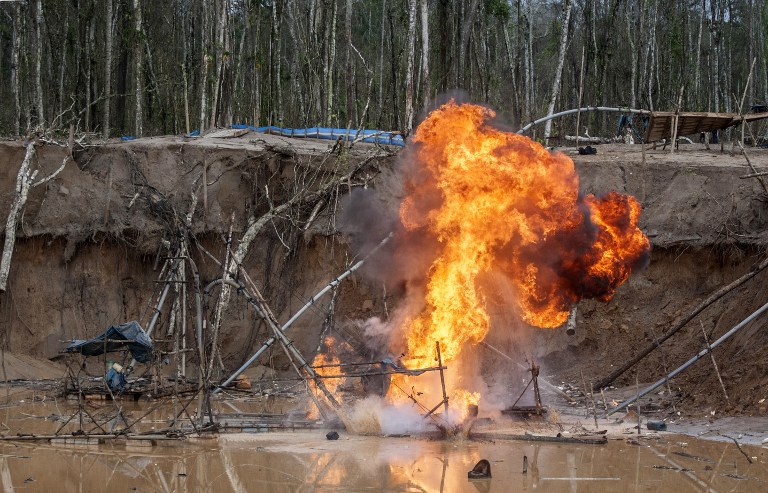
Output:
(64, 321), (152, 363)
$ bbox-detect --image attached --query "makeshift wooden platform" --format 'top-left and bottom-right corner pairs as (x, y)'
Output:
(644, 111), (768, 142)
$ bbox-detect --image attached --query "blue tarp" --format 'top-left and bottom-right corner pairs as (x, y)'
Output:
(232, 124), (405, 147)
(65, 321), (152, 363)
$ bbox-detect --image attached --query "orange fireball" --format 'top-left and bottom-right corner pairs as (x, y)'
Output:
(396, 101), (649, 370)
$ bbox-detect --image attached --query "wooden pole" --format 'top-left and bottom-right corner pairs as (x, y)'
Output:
(700, 320), (729, 403)
(575, 47), (585, 148)
(436, 341), (449, 416)
(635, 373), (641, 435)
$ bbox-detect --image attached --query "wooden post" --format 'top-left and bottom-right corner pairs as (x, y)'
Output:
(635, 372), (641, 435)
(436, 341), (449, 416)
(575, 47), (585, 149)
(700, 321), (729, 403)
(590, 383), (599, 429)
(531, 360), (541, 411)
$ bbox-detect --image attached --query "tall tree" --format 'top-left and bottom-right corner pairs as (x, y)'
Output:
(419, 0), (430, 108)
(104, 0), (113, 138)
(34, 0), (44, 126)
(10, 1), (21, 136)
(404, 0), (417, 135)
(544, 0), (573, 141)
(133, 0), (144, 136)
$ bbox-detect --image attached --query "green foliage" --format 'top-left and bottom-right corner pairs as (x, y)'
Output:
(486, 0), (511, 21)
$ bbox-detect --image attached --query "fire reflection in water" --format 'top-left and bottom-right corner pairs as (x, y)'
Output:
(3, 433), (759, 492)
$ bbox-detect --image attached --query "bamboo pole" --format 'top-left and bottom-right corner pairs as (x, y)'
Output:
(214, 233), (392, 393)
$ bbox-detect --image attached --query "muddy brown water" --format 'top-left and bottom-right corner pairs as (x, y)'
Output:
(0, 431), (765, 492)
(0, 390), (766, 491)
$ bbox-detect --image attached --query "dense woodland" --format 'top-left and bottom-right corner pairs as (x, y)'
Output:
(0, 0), (766, 139)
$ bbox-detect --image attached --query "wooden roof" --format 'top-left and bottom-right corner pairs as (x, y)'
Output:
(644, 111), (768, 142)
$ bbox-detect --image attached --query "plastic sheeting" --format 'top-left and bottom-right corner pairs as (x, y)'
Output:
(64, 321), (152, 363)
(232, 124), (405, 146)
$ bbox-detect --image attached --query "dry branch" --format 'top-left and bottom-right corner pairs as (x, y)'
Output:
(594, 254), (768, 390)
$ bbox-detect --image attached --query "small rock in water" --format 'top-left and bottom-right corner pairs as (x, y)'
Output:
(326, 431), (339, 440)
(468, 459), (492, 480)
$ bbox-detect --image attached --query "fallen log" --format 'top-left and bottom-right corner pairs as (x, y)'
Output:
(469, 431), (607, 445)
(594, 254), (768, 390)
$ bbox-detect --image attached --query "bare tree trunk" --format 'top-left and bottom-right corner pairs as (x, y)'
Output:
(694, 0), (705, 108)
(199, 0), (210, 133)
(709, 0), (721, 112)
(11, 2), (21, 136)
(376, 0), (388, 127)
(0, 140), (69, 292)
(210, 0), (227, 128)
(626, 2), (637, 109)
(404, 0), (417, 135)
(343, 0), (354, 125)
(35, 0), (44, 126)
(543, 0), (572, 141)
(285, 0), (305, 124)
(459, 0), (481, 89)
(271, 0), (284, 124)
(0, 144), (36, 292)
(419, 0), (430, 109)
(133, 0), (143, 136)
(85, 19), (94, 131)
(647, 1), (658, 111)
(252, 6), (261, 126)
(103, 0), (113, 138)
(324, 0), (337, 126)
(57, 12), (69, 122)
(525, 0), (534, 120)
(232, 0), (249, 123)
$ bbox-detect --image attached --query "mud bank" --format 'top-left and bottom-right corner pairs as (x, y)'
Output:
(0, 136), (767, 416)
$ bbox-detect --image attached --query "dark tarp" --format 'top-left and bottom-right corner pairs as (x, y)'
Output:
(64, 321), (152, 363)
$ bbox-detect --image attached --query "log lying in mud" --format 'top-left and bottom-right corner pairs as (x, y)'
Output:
(469, 431), (607, 445)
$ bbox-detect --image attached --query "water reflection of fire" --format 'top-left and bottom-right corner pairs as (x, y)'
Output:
(385, 101), (650, 421)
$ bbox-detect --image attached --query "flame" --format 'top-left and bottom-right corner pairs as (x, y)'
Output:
(388, 101), (649, 412)
(307, 336), (343, 420)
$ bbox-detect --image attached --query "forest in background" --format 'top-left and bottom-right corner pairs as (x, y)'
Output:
(0, 0), (766, 139)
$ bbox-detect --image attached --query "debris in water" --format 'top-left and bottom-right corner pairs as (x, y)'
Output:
(646, 420), (667, 431)
(468, 459), (492, 480)
(326, 431), (340, 440)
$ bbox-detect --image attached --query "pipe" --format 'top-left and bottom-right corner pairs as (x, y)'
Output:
(606, 299), (768, 416)
(517, 107), (651, 135)
(565, 306), (577, 336)
(126, 258), (182, 375)
(213, 232), (393, 393)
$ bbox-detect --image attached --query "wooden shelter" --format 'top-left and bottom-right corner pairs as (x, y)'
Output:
(644, 111), (768, 143)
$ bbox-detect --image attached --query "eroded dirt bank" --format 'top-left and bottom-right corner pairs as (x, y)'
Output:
(0, 136), (767, 417)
